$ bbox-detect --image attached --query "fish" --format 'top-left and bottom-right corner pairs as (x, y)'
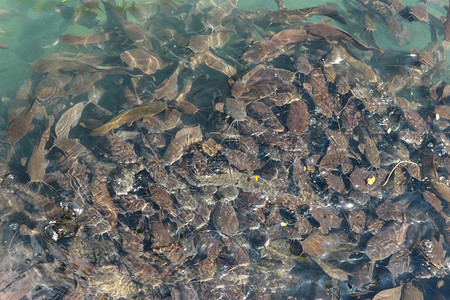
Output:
(59, 32), (112, 47)
(154, 64), (184, 100)
(306, 23), (383, 54)
(309, 69), (333, 117)
(30, 56), (124, 74)
(251, 5), (347, 27)
(102, 0), (145, 41)
(423, 150), (450, 203)
(55, 100), (91, 139)
(225, 97), (246, 122)
(7, 100), (39, 144)
(91, 101), (167, 136)
(445, 5), (450, 42)
(275, 0), (286, 10)
(242, 29), (308, 64)
(336, 45), (378, 83)
(356, 0), (406, 44)
(162, 125), (202, 165)
(202, 50), (236, 77)
(120, 48), (166, 75)
(26, 114), (54, 188)
(205, 0), (238, 32)
(399, 2), (429, 24)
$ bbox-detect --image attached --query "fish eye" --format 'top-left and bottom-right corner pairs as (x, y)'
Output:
(420, 239), (434, 252)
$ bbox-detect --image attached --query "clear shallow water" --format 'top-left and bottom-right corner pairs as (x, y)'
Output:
(0, 0), (449, 299)
(0, 0), (447, 106)
(0, 0), (446, 96)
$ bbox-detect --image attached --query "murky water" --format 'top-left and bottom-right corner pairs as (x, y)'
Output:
(0, 0), (449, 299)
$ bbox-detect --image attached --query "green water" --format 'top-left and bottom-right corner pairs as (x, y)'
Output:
(0, 0), (447, 103)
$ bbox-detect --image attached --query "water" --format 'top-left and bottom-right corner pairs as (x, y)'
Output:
(0, 0), (449, 299)
(0, 0), (446, 103)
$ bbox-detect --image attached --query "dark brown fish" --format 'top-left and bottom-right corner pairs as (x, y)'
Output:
(102, 0), (145, 42)
(309, 69), (333, 117)
(202, 138), (223, 156)
(238, 84), (277, 102)
(154, 64), (183, 100)
(295, 5), (347, 24)
(55, 100), (91, 139)
(205, 0), (238, 32)
(26, 114), (54, 186)
(410, 2), (429, 24)
(173, 100), (199, 116)
(203, 50), (236, 77)
(33, 72), (72, 104)
(188, 35), (210, 53)
(348, 210), (366, 234)
(423, 150), (450, 203)
(382, 0), (406, 13)
(53, 138), (97, 167)
(319, 145), (349, 171)
(296, 56), (313, 75)
(242, 29), (308, 64)
(365, 221), (407, 261)
(356, 127), (380, 168)
(89, 163), (118, 230)
(241, 103), (266, 123)
(398, 2), (429, 23)
(258, 5), (347, 27)
(225, 97), (246, 122)
(301, 231), (347, 260)
(67, 72), (105, 97)
(310, 207), (342, 234)
(224, 149), (261, 173)
(208, 31), (233, 50)
(357, 0), (405, 43)
(232, 14), (267, 44)
(306, 23), (382, 54)
(59, 32), (112, 46)
(349, 167), (388, 193)
(192, 258), (216, 282)
(445, 5), (450, 42)
(403, 108), (429, 135)
(246, 65), (296, 87)
(418, 237), (446, 271)
(212, 201), (239, 236)
(130, 1), (160, 21)
(7, 100), (39, 144)
(149, 185), (174, 211)
(162, 125), (202, 166)
(336, 45), (378, 83)
(286, 100), (309, 135)
(122, 21), (146, 42)
(120, 48), (165, 75)
(31, 55), (122, 74)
